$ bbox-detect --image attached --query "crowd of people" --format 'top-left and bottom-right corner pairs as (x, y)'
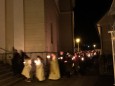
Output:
(11, 49), (100, 82)
(11, 50), (61, 82)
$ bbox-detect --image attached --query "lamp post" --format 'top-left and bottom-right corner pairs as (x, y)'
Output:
(93, 44), (96, 50)
(76, 38), (80, 52)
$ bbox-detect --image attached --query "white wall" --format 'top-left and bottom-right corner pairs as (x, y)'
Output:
(14, 0), (24, 51)
(0, 0), (5, 53)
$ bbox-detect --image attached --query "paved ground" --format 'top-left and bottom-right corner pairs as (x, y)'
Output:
(12, 61), (114, 86)
(12, 74), (113, 86)
(0, 61), (114, 86)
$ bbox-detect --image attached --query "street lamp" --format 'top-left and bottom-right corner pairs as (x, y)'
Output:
(76, 38), (80, 52)
(93, 44), (96, 50)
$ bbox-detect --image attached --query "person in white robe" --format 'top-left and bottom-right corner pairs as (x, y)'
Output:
(34, 56), (45, 81)
(21, 56), (32, 82)
(48, 53), (60, 80)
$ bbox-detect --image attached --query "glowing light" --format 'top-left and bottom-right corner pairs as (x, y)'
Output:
(60, 57), (63, 60)
(76, 38), (81, 52)
(88, 45), (90, 48)
(93, 44), (96, 49)
(76, 38), (80, 43)
(81, 57), (84, 61)
(47, 55), (50, 59)
(34, 59), (41, 65)
(78, 55), (80, 57)
(64, 60), (67, 63)
(94, 52), (97, 55)
(72, 56), (75, 60)
(87, 53), (91, 57)
(23, 62), (25, 64)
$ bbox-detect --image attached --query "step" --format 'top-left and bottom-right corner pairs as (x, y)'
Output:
(0, 72), (13, 79)
(0, 62), (24, 86)
(0, 68), (12, 74)
(0, 75), (24, 86)
(2, 77), (24, 86)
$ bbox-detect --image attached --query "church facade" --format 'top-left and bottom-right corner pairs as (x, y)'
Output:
(0, 0), (74, 53)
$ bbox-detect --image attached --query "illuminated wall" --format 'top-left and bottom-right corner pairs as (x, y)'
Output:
(24, 0), (45, 52)
(44, 0), (59, 52)
(0, 0), (74, 53)
(58, 0), (74, 52)
(5, 0), (14, 51)
(0, 0), (5, 53)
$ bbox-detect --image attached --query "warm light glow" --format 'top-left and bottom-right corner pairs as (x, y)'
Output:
(93, 44), (96, 48)
(81, 57), (84, 61)
(23, 62), (26, 64)
(47, 55), (51, 59)
(76, 38), (80, 43)
(34, 59), (41, 65)
(76, 38), (81, 52)
(72, 56), (75, 60)
(64, 60), (67, 63)
(60, 57), (63, 60)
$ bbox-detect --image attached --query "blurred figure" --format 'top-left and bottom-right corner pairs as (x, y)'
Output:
(64, 52), (73, 78)
(11, 49), (21, 75)
(72, 52), (80, 75)
(48, 53), (60, 80)
(45, 54), (51, 78)
(35, 56), (45, 81)
(29, 57), (37, 80)
(21, 56), (32, 82)
(58, 51), (65, 78)
(18, 50), (28, 74)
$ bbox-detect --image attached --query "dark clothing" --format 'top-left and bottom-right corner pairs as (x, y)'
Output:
(19, 51), (28, 73)
(58, 55), (66, 77)
(30, 59), (36, 78)
(64, 56), (73, 77)
(11, 51), (21, 75)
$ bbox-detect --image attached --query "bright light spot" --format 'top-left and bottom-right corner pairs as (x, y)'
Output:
(81, 57), (84, 61)
(76, 38), (80, 43)
(88, 45), (90, 48)
(60, 57), (63, 60)
(72, 56), (75, 60)
(34, 60), (41, 65)
(23, 62), (26, 64)
(47, 55), (50, 59)
(64, 60), (67, 63)
(87, 53), (91, 57)
(93, 44), (96, 48)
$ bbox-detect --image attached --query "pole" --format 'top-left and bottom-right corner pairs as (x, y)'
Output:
(108, 31), (115, 85)
(76, 38), (80, 52)
(78, 42), (79, 52)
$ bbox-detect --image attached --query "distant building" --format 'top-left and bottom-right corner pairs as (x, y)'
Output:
(96, 1), (115, 77)
(0, 0), (75, 53)
(97, 0), (115, 55)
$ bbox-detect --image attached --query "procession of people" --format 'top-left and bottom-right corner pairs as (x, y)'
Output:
(11, 49), (100, 83)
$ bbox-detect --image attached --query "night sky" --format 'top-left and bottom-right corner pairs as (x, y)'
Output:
(74, 0), (113, 48)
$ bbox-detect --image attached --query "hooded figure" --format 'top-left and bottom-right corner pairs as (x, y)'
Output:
(35, 56), (45, 81)
(48, 53), (60, 80)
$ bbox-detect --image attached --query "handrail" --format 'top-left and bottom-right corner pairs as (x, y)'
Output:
(0, 48), (11, 52)
(0, 51), (57, 55)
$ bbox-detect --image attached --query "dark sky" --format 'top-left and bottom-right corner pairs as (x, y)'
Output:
(74, 0), (113, 47)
